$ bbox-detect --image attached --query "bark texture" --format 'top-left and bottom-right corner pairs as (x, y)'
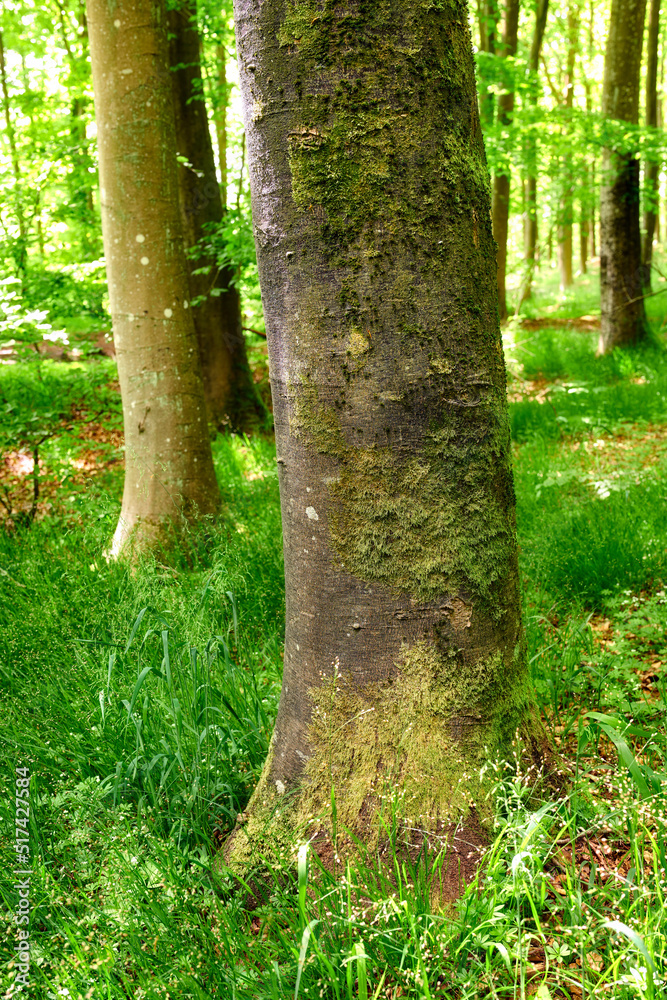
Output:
(168, 2), (266, 431)
(598, 0), (648, 353)
(226, 0), (540, 897)
(492, 0), (520, 320)
(641, 0), (661, 289)
(87, 0), (220, 556)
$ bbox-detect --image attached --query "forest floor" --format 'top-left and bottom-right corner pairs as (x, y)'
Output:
(0, 261), (666, 999)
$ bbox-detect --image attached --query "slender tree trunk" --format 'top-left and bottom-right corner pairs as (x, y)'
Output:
(585, 0), (596, 263)
(580, 216), (589, 273)
(492, 0), (520, 320)
(522, 0), (550, 301)
(589, 162), (597, 257)
(558, 1), (578, 291)
(224, 0), (543, 896)
(657, 77), (662, 243)
(214, 44), (228, 208)
(641, 0), (661, 289)
(87, 0), (220, 556)
(168, 2), (265, 432)
(598, 0), (648, 353)
(557, 225), (573, 287)
(580, 59), (593, 275)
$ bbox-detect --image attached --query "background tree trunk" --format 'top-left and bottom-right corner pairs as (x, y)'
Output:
(579, 213), (589, 273)
(87, 0), (220, 556)
(492, 0), (520, 320)
(557, 1), (578, 291)
(522, 0), (550, 301)
(641, 0), (661, 290)
(214, 44), (228, 208)
(225, 0), (541, 895)
(168, 1), (265, 432)
(598, 0), (648, 352)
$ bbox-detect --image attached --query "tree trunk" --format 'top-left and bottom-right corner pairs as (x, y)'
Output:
(168, 2), (266, 432)
(557, 223), (573, 287)
(580, 216), (589, 273)
(87, 0), (221, 556)
(225, 0), (542, 896)
(641, 0), (661, 290)
(557, 1), (578, 291)
(522, 0), (550, 301)
(492, 0), (520, 320)
(583, 0), (596, 266)
(598, 0), (648, 353)
(214, 44), (228, 209)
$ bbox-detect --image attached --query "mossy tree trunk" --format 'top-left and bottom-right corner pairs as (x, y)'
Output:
(491, 0), (520, 321)
(641, 0), (661, 290)
(168, 1), (266, 432)
(87, 0), (220, 557)
(598, 0), (648, 353)
(226, 0), (542, 897)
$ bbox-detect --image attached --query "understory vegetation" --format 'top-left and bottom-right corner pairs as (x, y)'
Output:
(0, 261), (666, 999)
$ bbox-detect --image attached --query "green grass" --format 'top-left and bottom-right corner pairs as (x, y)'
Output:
(1, 265), (667, 998)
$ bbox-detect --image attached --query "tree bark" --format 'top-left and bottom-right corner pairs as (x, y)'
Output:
(168, 2), (266, 432)
(522, 0), (550, 301)
(492, 0), (520, 321)
(225, 0), (542, 896)
(87, 0), (221, 556)
(598, 0), (649, 353)
(641, 0), (661, 289)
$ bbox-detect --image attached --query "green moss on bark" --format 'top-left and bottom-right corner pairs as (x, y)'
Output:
(290, 379), (516, 607)
(225, 635), (537, 871)
(281, 0), (491, 280)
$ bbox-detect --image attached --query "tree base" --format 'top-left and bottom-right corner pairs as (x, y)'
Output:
(218, 705), (551, 906)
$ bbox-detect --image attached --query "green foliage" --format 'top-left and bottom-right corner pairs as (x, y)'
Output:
(22, 262), (109, 328)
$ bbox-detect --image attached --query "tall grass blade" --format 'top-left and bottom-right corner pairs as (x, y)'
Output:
(294, 919), (318, 1000)
(123, 607), (148, 654)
